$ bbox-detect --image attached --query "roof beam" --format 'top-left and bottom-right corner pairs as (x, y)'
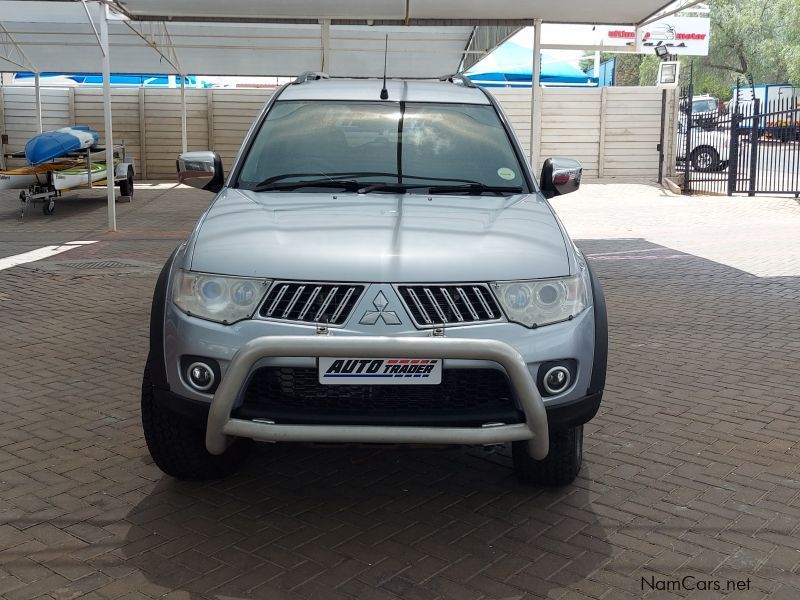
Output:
(123, 20), (181, 72)
(460, 24), (523, 72)
(637, 0), (709, 27)
(82, 0), (104, 54)
(0, 22), (37, 71)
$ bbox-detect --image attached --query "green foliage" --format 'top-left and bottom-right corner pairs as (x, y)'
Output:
(703, 0), (800, 87)
(578, 52), (643, 86)
(614, 55), (645, 86)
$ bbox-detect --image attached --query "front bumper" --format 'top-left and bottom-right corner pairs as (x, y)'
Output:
(202, 335), (551, 458)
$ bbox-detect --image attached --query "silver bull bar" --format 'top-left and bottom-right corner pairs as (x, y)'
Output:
(205, 336), (550, 459)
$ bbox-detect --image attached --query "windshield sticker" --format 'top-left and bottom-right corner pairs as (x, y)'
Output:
(497, 167), (516, 180)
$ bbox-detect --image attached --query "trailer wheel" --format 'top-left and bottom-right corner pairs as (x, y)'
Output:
(42, 200), (55, 215)
(119, 168), (134, 198)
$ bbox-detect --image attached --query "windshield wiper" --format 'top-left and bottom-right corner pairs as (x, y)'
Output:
(426, 184), (523, 196)
(359, 182), (525, 195)
(357, 183), (431, 194)
(252, 178), (364, 192)
(251, 172), (399, 191)
(249, 172), (487, 192)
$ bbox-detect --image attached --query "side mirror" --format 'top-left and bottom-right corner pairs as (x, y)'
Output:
(177, 151), (224, 193)
(540, 157), (582, 199)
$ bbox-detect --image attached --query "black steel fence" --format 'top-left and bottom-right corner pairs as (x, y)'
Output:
(678, 83), (800, 196)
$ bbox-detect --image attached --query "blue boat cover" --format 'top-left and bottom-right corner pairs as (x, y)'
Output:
(24, 127), (99, 165)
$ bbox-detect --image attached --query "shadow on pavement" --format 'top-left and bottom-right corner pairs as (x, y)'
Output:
(124, 444), (611, 599)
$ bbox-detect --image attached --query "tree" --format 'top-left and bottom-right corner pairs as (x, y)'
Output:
(579, 52), (643, 86)
(703, 0), (800, 86)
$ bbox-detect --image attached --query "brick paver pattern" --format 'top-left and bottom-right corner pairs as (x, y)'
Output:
(0, 182), (798, 599)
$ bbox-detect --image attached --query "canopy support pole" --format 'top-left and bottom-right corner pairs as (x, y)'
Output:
(34, 72), (42, 133)
(594, 51), (601, 83)
(180, 72), (187, 153)
(529, 18), (542, 169)
(99, 5), (116, 231)
(320, 19), (330, 71)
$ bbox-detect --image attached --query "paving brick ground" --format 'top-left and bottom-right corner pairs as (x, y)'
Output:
(0, 181), (798, 599)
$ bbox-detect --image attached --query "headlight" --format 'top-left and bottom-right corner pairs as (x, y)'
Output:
(172, 270), (269, 324)
(493, 261), (591, 328)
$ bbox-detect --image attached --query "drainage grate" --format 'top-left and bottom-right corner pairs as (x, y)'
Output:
(64, 260), (138, 270)
(25, 258), (160, 275)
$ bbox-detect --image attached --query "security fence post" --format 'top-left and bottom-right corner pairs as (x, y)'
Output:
(748, 98), (760, 197)
(726, 110), (740, 196)
(682, 82), (693, 194)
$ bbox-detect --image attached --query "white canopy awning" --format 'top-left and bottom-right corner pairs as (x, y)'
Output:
(0, 0), (680, 77)
(0, 19), (475, 78)
(113, 0), (676, 26)
(0, 2), (478, 77)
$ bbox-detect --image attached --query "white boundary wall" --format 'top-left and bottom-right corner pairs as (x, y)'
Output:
(492, 86), (677, 179)
(1, 85), (674, 180)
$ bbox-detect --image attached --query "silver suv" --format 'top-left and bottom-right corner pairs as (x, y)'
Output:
(142, 73), (607, 486)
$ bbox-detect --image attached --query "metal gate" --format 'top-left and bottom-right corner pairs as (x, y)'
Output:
(678, 83), (800, 196)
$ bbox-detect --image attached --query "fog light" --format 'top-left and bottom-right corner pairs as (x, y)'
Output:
(543, 365), (571, 395)
(187, 361), (215, 391)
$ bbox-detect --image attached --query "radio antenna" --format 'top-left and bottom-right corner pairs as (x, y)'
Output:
(380, 35), (389, 99)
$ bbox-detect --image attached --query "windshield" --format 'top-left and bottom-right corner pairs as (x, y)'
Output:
(236, 100), (529, 193)
(693, 99), (717, 113)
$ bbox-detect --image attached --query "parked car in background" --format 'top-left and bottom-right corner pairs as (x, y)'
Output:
(680, 94), (720, 131)
(142, 73), (608, 486)
(677, 123), (743, 172)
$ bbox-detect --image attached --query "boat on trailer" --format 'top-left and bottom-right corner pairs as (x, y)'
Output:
(53, 162), (109, 190)
(24, 126), (99, 165)
(0, 162), (78, 191)
(2, 146), (135, 218)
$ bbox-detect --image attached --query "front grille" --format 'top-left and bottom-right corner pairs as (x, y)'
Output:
(260, 282), (364, 325)
(235, 368), (523, 426)
(397, 284), (502, 326)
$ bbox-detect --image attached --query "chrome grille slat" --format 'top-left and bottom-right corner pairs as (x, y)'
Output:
(440, 288), (463, 322)
(472, 286), (495, 319)
(314, 286), (339, 321)
(423, 288), (447, 323)
(330, 287), (355, 323)
(398, 284), (502, 328)
(297, 286), (322, 320)
(282, 285), (306, 318)
(407, 289), (432, 324)
(261, 282), (363, 325)
(457, 287), (480, 320)
(265, 284), (289, 317)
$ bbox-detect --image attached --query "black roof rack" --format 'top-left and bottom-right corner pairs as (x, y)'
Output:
(439, 73), (475, 88)
(293, 71), (330, 84)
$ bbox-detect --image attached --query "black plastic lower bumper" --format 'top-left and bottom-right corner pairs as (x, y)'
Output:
(543, 392), (602, 430)
(152, 386), (602, 432)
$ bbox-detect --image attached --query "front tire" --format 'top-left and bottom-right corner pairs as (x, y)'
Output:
(141, 356), (251, 480)
(512, 425), (583, 486)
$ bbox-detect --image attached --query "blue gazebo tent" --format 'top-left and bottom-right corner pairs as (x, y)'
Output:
(466, 41), (595, 87)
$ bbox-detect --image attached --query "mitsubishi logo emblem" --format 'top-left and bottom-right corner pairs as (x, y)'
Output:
(360, 291), (401, 325)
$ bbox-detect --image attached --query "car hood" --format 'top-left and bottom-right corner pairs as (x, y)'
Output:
(188, 188), (570, 282)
